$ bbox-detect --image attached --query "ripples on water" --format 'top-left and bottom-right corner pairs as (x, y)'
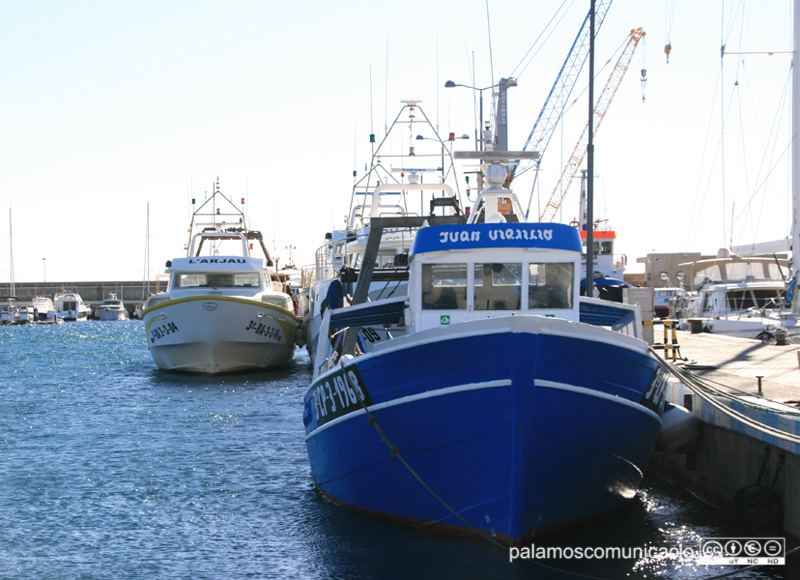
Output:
(0, 321), (796, 579)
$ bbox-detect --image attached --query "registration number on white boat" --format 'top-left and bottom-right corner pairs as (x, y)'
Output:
(245, 320), (282, 340)
(150, 322), (179, 343)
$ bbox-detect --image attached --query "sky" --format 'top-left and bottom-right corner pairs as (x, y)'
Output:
(0, 0), (795, 285)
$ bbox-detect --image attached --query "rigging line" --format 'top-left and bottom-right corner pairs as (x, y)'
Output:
(722, 0), (746, 49)
(728, 67), (750, 249)
(731, 64), (785, 244)
(721, 29), (728, 248)
(726, 57), (793, 246)
(684, 71), (724, 254)
(734, 109), (796, 242)
(510, 0), (574, 80)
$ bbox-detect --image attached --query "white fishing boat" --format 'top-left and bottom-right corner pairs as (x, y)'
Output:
(142, 179), (299, 374)
(97, 293), (129, 321)
(54, 291), (91, 321)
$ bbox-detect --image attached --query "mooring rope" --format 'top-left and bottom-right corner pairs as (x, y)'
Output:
(658, 353), (800, 445)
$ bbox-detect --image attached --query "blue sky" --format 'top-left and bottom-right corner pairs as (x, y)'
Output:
(0, 0), (794, 283)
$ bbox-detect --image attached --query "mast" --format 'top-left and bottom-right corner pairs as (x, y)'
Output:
(792, 0), (800, 311)
(793, 0), (800, 278)
(585, 0), (596, 295)
(8, 208), (14, 298)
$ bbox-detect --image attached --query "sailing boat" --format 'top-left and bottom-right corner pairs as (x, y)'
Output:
(678, 1), (800, 339)
(0, 209), (18, 324)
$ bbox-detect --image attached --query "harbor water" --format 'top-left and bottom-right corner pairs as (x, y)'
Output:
(0, 321), (796, 579)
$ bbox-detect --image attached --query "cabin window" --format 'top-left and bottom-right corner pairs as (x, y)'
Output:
(174, 272), (262, 289)
(421, 264), (467, 310)
(352, 250), (399, 269)
(474, 263), (522, 310)
(601, 241), (613, 255)
(528, 263), (573, 309)
(766, 263), (785, 281)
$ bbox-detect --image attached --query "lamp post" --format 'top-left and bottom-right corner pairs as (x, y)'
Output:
(444, 78), (517, 151)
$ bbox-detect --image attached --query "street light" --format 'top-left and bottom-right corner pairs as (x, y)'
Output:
(444, 78), (517, 151)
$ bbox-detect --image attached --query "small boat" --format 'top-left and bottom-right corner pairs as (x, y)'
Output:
(142, 179), (299, 374)
(30, 296), (56, 321)
(303, 139), (668, 544)
(54, 291), (92, 321)
(0, 297), (19, 324)
(97, 293), (129, 321)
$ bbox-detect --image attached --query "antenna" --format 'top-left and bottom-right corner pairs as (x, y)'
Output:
(486, 0), (495, 89)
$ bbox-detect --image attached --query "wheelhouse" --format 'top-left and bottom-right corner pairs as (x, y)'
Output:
(408, 223), (582, 331)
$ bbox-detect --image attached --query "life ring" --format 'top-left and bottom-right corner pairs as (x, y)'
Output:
(291, 294), (300, 315)
(733, 484), (782, 529)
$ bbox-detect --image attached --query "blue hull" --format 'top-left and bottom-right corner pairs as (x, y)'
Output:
(303, 317), (665, 543)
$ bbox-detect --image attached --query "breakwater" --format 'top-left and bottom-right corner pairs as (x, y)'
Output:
(5, 281), (159, 315)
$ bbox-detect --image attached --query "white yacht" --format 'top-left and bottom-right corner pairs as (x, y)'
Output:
(54, 292), (91, 321)
(142, 179), (299, 374)
(30, 296), (56, 321)
(97, 293), (129, 321)
(679, 250), (797, 338)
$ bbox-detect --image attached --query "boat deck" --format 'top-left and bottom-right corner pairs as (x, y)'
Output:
(670, 331), (800, 403)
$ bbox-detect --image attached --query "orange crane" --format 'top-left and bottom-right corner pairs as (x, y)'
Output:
(539, 27), (645, 222)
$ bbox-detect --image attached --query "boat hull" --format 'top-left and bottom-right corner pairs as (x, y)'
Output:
(303, 316), (666, 543)
(98, 310), (129, 321)
(143, 295), (297, 374)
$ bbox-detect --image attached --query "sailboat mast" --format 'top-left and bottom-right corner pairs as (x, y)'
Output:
(8, 208), (14, 298)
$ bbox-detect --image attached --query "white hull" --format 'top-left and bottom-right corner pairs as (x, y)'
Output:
(143, 296), (297, 374)
(98, 309), (129, 321)
(686, 314), (800, 339)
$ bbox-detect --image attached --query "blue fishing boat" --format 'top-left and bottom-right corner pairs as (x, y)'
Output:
(303, 153), (668, 544)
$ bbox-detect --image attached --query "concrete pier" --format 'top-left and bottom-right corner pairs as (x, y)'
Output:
(2, 280), (162, 317)
(652, 331), (800, 539)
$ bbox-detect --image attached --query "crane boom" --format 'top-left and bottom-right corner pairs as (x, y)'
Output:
(512, 0), (613, 197)
(539, 27), (645, 223)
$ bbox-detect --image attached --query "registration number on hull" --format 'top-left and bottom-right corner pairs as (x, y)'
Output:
(245, 320), (282, 340)
(310, 366), (373, 426)
(150, 321), (179, 343)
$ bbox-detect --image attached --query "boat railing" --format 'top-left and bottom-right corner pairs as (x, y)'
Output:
(314, 244), (348, 283)
(188, 231), (249, 258)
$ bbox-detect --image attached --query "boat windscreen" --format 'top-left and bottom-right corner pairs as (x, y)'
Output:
(173, 272), (261, 289)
